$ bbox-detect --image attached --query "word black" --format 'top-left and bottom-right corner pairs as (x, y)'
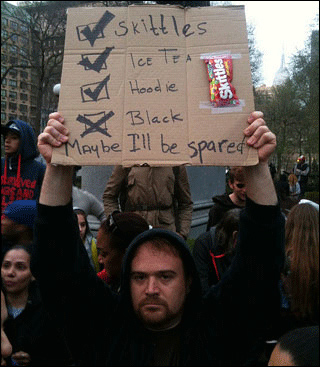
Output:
(126, 109), (183, 126)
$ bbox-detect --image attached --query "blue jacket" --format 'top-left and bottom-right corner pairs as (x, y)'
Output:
(1, 120), (46, 214)
(32, 198), (285, 366)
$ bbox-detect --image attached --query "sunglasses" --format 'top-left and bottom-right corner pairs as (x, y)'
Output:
(235, 183), (245, 189)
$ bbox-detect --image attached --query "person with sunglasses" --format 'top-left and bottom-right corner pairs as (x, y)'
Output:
(206, 166), (247, 230)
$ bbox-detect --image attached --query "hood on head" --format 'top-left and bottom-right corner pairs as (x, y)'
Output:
(3, 119), (39, 161)
(3, 200), (37, 228)
(119, 228), (202, 313)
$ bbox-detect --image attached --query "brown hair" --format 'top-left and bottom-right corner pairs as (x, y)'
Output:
(288, 173), (298, 187)
(228, 167), (245, 183)
(99, 211), (149, 251)
(215, 208), (241, 254)
(285, 203), (319, 320)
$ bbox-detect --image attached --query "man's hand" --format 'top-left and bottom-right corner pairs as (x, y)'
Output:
(38, 112), (73, 206)
(243, 111), (278, 205)
(244, 111), (277, 165)
(38, 112), (69, 164)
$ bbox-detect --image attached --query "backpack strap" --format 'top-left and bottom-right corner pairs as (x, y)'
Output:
(208, 226), (225, 282)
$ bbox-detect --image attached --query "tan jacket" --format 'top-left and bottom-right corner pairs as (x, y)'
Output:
(103, 165), (193, 239)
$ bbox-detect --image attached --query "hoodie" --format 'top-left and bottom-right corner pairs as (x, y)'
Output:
(1, 120), (46, 214)
(207, 193), (243, 230)
(32, 198), (285, 366)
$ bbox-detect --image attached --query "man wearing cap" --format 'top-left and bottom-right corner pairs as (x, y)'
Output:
(31, 111), (284, 365)
(1, 120), (46, 214)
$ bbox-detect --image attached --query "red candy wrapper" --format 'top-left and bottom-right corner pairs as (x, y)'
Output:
(204, 54), (240, 108)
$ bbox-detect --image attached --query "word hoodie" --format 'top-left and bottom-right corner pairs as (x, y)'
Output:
(1, 120), (46, 214)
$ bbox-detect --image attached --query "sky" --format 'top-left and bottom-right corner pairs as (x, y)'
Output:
(6, 1), (319, 86)
(232, 1), (319, 86)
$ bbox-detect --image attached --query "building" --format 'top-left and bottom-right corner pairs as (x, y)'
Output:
(273, 51), (290, 86)
(1, 1), (38, 127)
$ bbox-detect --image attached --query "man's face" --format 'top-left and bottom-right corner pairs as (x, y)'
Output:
(229, 179), (247, 202)
(4, 131), (20, 156)
(130, 242), (190, 331)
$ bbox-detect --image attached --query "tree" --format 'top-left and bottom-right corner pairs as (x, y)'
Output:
(2, 1), (67, 136)
(247, 23), (263, 89)
(290, 29), (319, 158)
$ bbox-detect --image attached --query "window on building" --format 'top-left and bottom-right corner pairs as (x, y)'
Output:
(1, 113), (7, 122)
(20, 104), (28, 113)
(20, 81), (28, 90)
(21, 59), (28, 68)
(9, 69), (17, 78)
(1, 90), (7, 98)
(20, 93), (28, 101)
(10, 21), (18, 31)
(20, 24), (28, 33)
(9, 56), (18, 64)
(11, 34), (18, 43)
(20, 36), (29, 46)
(1, 101), (7, 110)
(9, 102), (17, 111)
(20, 71), (29, 79)
(10, 45), (18, 53)
(20, 47), (28, 57)
(9, 80), (17, 87)
(9, 91), (17, 99)
(2, 18), (8, 27)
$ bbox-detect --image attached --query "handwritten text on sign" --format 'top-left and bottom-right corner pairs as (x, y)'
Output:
(54, 6), (257, 166)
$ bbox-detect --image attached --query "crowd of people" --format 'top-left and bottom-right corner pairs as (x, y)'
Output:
(1, 112), (319, 366)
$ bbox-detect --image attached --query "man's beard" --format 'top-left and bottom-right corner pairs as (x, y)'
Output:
(136, 297), (179, 331)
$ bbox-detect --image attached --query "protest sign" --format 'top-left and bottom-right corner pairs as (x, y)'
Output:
(52, 5), (258, 167)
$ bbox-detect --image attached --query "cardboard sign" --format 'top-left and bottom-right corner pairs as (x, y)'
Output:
(52, 5), (258, 167)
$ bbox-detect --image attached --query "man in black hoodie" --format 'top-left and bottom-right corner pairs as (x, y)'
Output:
(31, 111), (284, 366)
(1, 120), (46, 214)
(207, 166), (246, 230)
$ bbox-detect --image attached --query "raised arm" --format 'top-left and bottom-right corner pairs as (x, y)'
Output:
(243, 111), (278, 205)
(37, 112), (73, 206)
(34, 112), (116, 365)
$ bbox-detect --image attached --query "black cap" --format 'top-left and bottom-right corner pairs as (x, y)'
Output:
(2, 121), (20, 136)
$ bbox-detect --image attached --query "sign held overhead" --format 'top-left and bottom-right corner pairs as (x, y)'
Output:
(52, 5), (258, 167)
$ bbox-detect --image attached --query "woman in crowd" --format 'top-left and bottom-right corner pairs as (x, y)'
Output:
(74, 207), (100, 273)
(280, 202), (319, 334)
(1, 245), (74, 366)
(288, 173), (301, 199)
(96, 210), (149, 292)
